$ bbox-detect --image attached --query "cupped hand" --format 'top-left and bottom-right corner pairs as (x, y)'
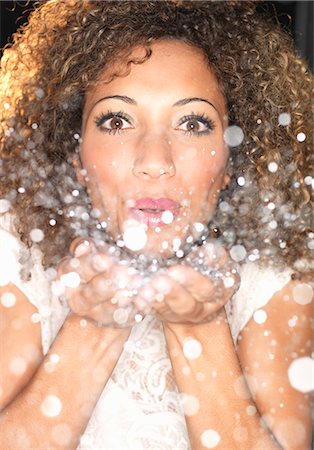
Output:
(137, 242), (240, 324)
(56, 238), (142, 327)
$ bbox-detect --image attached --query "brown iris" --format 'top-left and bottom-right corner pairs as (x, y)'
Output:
(110, 117), (123, 129)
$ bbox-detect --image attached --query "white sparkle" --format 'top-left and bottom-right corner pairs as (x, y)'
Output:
(180, 393), (200, 416)
(224, 125), (244, 147)
(134, 313), (143, 323)
(183, 338), (202, 360)
(230, 245), (247, 262)
(1, 292), (16, 307)
(269, 220), (277, 229)
(60, 272), (81, 288)
(292, 283), (313, 305)
(253, 309), (267, 324)
(41, 395), (63, 417)
(172, 238), (181, 252)
(31, 313), (41, 323)
(278, 113), (291, 126)
(246, 405), (257, 416)
(268, 162), (278, 173)
(113, 308), (129, 325)
(201, 429), (221, 448)
(237, 176), (245, 186)
(304, 176), (312, 185)
(194, 222), (205, 233)
(297, 132), (306, 142)
(288, 357), (314, 393)
(161, 210), (174, 224)
(30, 228), (44, 243)
(123, 221), (147, 251)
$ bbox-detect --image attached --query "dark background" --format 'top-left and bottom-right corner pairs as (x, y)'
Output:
(0, 1), (313, 71)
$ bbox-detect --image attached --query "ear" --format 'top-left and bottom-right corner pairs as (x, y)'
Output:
(72, 154), (86, 186)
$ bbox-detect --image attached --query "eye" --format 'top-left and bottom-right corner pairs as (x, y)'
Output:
(94, 111), (133, 134)
(177, 113), (215, 136)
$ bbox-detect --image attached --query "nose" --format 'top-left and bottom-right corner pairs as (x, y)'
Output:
(132, 135), (176, 180)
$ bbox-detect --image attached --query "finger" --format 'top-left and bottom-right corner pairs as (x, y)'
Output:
(167, 265), (216, 302)
(57, 251), (114, 284)
(69, 237), (96, 257)
(150, 275), (202, 317)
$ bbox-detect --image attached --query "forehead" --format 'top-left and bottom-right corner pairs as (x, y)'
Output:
(84, 40), (226, 117)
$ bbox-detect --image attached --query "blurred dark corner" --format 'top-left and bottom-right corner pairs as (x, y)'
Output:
(0, 0), (313, 71)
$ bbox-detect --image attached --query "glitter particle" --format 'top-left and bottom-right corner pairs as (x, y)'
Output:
(183, 338), (202, 360)
(1, 292), (16, 307)
(60, 272), (81, 288)
(41, 395), (63, 417)
(161, 210), (174, 224)
(278, 113), (291, 126)
(253, 309), (267, 324)
(230, 245), (247, 262)
(223, 125), (244, 147)
(113, 308), (129, 325)
(123, 221), (147, 251)
(180, 393), (200, 416)
(288, 357), (314, 393)
(30, 228), (44, 243)
(268, 162), (278, 173)
(292, 283), (313, 305)
(201, 429), (221, 448)
(237, 176), (245, 186)
(297, 132), (306, 142)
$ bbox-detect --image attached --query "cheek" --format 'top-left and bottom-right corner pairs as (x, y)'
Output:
(80, 139), (125, 186)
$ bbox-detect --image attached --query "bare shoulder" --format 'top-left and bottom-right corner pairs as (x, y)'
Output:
(0, 283), (43, 410)
(237, 277), (313, 449)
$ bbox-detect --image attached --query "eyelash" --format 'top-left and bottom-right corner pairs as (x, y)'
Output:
(177, 113), (215, 136)
(94, 110), (215, 136)
(94, 110), (132, 135)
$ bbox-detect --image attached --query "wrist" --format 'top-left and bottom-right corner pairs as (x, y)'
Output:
(65, 312), (131, 343)
(163, 308), (228, 339)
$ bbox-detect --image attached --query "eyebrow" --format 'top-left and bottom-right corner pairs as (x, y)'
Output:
(92, 95), (218, 112)
(93, 95), (137, 107)
(172, 97), (218, 112)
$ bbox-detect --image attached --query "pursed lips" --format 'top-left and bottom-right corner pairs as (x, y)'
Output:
(129, 197), (181, 227)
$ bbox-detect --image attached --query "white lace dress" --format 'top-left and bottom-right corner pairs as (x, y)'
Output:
(0, 215), (292, 450)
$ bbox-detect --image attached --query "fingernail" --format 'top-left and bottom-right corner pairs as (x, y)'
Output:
(74, 240), (91, 257)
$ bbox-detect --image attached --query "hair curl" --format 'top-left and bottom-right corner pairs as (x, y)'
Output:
(0, 0), (313, 274)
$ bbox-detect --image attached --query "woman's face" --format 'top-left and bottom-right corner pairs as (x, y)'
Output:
(80, 40), (229, 257)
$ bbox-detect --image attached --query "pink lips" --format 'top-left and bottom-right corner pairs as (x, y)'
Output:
(129, 197), (180, 227)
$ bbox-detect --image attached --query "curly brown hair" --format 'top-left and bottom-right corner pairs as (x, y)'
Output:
(0, 0), (313, 273)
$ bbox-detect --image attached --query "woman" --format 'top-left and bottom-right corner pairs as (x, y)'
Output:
(0, 1), (312, 449)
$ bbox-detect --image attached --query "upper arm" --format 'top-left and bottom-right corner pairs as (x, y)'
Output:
(0, 283), (43, 410)
(237, 279), (313, 450)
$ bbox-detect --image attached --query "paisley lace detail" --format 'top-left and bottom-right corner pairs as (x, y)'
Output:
(78, 316), (191, 449)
